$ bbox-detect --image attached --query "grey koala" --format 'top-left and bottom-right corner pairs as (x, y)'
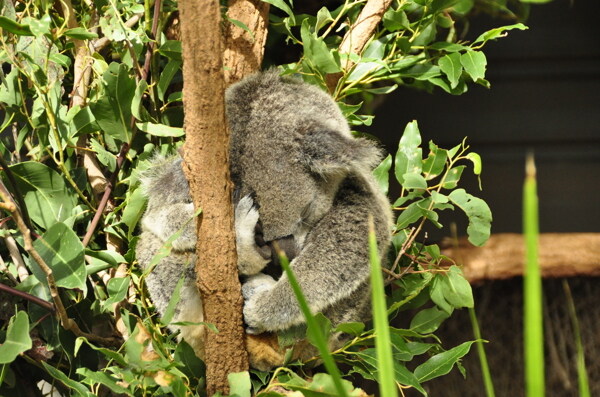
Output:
(136, 70), (393, 361)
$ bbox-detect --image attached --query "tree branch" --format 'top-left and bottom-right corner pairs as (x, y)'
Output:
(327, 0), (393, 92)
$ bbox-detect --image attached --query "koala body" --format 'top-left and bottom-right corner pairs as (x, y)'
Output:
(136, 71), (393, 366)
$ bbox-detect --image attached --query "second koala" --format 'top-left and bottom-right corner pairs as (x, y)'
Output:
(136, 70), (393, 367)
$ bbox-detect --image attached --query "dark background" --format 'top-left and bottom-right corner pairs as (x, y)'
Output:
(371, 2), (600, 395)
(371, 0), (600, 240)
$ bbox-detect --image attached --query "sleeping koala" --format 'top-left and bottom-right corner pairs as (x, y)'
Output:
(136, 70), (392, 367)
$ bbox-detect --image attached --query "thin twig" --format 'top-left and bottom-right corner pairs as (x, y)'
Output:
(0, 282), (56, 312)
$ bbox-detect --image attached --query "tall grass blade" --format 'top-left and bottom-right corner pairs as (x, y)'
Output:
(368, 216), (398, 397)
(276, 248), (349, 397)
(562, 280), (591, 397)
(523, 154), (545, 397)
(468, 307), (495, 397)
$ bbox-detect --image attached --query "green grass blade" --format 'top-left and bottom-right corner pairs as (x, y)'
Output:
(468, 307), (495, 397)
(523, 154), (545, 397)
(277, 249), (349, 397)
(368, 217), (398, 397)
(562, 280), (590, 397)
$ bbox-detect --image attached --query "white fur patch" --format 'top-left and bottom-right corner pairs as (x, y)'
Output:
(235, 196), (270, 275)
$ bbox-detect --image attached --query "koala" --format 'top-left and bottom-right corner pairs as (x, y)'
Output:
(136, 70), (393, 367)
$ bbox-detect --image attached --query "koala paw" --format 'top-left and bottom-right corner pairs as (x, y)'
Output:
(236, 196), (271, 275)
(242, 273), (276, 334)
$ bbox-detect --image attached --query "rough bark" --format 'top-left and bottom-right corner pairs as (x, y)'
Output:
(223, 0), (270, 84)
(441, 233), (600, 283)
(179, 0), (248, 394)
(326, 0), (393, 92)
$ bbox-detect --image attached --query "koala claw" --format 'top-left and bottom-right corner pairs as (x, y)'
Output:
(242, 273), (276, 333)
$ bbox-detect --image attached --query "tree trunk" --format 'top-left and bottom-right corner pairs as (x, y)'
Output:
(179, 0), (248, 394)
(223, 0), (270, 84)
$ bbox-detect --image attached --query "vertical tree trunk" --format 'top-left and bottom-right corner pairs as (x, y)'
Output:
(223, 0), (270, 84)
(178, 1), (248, 394)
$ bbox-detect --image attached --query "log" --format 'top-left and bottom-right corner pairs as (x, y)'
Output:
(441, 233), (600, 283)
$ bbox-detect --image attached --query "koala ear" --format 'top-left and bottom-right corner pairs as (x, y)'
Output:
(302, 128), (382, 177)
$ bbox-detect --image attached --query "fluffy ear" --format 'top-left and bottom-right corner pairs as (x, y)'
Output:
(301, 128), (382, 177)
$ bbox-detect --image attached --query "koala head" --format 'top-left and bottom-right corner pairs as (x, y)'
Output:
(226, 71), (382, 242)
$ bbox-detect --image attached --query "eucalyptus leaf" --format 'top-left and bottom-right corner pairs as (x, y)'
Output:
(136, 122), (184, 137)
(0, 311), (32, 364)
(372, 154), (392, 195)
(300, 19), (340, 73)
(5, 162), (77, 229)
(33, 222), (87, 293)
(414, 341), (476, 382)
(448, 189), (492, 246)
(410, 306), (450, 334)
(395, 121), (422, 185)
(438, 53), (462, 89)
(460, 51), (487, 82)
(473, 23), (528, 45)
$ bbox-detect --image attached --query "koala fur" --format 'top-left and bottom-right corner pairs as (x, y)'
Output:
(136, 70), (393, 368)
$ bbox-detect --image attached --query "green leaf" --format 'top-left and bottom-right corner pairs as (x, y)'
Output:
(262, 0), (294, 16)
(402, 173), (427, 190)
(41, 362), (94, 397)
(121, 186), (147, 239)
(74, 337), (127, 366)
(414, 341), (476, 382)
(301, 19), (340, 73)
(136, 122), (184, 137)
(439, 266), (474, 308)
(157, 59), (181, 102)
(158, 40), (182, 61)
(442, 165), (465, 189)
(63, 27), (99, 40)
(101, 277), (130, 311)
(5, 162), (77, 229)
(383, 8), (409, 31)
(396, 199), (428, 229)
(473, 23), (528, 45)
(90, 63), (136, 141)
(422, 142), (447, 180)
(76, 368), (129, 394)
(90, 138), (116, 172)
(0, 311), (32, 364)
(131, 80), (148, 121)
(0, 16), (33, 36)
(333, 322), (365, 336)
(438, 53), (462, 89)
(372, 154), (391, 196)
(33, 222), (86, 293)
(226, 17), (255, 40)
(24, 14), (51, 37)
(466, 152), (482, 175)
(71, 106), (98, 135)
(448, 189), (492, 246)
(460, 51), (487, 82)
(410, 307), (450, 334)
(228, 372), (251, 397)
(395, 121), (422, 185)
